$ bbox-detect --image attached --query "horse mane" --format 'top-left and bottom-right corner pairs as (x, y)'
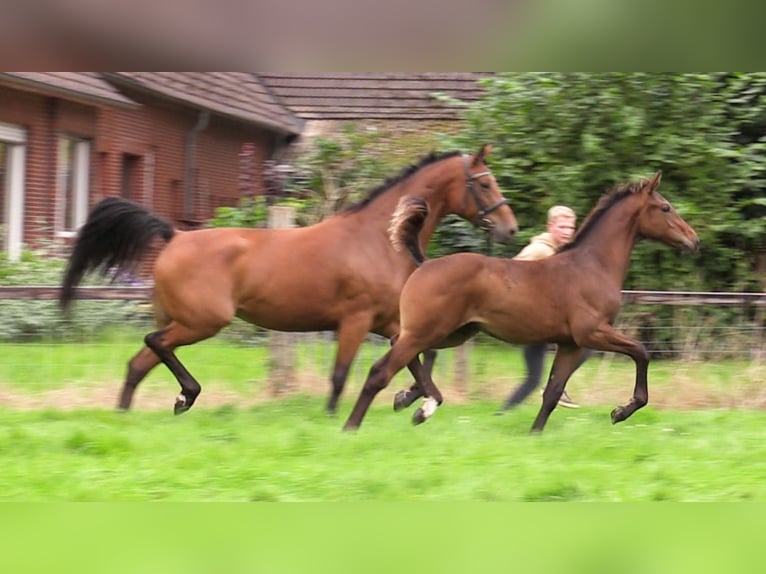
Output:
(558, 178), (648, 253)
(342, 150), (463, 213)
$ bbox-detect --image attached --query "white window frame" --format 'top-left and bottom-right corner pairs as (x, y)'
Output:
(56, 135), (91, 239)
(0, 121), (27, 261)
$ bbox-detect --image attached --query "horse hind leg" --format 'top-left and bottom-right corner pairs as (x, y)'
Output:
(118, 346), (162, 410)
(411, 371), (444, 426)
(395, 323), (480, 416)
(343, 337), (421, 431)
(143, 321), (224, 415)
(393, 349), (435, 412)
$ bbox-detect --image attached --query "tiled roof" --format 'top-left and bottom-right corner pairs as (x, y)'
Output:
(0, 72), (136, 106)
(108, 72), (302, 135)
(257, 73), (490, 120)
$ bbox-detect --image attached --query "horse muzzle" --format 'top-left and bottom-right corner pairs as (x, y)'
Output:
(680, 235), (700, 254)
(486, 221), (517, 243)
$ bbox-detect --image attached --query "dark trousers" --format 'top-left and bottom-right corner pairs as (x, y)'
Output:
(501, 343), (592, 410)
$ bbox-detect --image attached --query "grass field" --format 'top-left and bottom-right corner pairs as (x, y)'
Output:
(1, 333), (766, 501)
(2, 398), (766, 501)
(1, 330), (764, 409)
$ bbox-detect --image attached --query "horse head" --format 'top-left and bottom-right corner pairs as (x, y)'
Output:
(457, 144), (518, 243)
(636, 171), (700, 254)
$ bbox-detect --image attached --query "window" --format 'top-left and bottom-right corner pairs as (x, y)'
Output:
(0, 122), (26, 260)
(57, 135), (90, 235)
(121, 153), (141, 200)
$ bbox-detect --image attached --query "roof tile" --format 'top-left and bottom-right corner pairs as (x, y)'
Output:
(258, 73), (489, 120)
(0, 72), (136, 106)
(111, 72), (301, 135)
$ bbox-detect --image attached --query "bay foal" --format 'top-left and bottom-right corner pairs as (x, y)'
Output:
(343, 172), (699, 432)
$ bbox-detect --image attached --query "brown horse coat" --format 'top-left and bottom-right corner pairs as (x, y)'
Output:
(343, 171), (700, 432)
(61, 146), (518, 414)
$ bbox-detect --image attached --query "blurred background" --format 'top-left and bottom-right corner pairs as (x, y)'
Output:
(0, 72), (764, 412)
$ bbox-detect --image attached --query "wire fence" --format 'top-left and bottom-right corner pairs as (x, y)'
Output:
(0, 287), (763, 410)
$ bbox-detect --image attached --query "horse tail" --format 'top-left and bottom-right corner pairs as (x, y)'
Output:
(60, 197), (175, 311)
(389, 196), (429, 267)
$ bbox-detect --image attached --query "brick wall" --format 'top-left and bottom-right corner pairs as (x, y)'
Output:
(1, 85), (279, 261)
(0, 88), (100, 249)
(101, 99), (273, 227)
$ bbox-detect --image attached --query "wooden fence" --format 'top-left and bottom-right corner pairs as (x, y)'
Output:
(1, 287), (763, 306)
(0, 287), (763, 395)
(0, 285), (766, 407)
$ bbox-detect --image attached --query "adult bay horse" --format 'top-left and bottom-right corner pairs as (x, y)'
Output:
(59, 145), (518, 415)
(342, 171), (699, 433)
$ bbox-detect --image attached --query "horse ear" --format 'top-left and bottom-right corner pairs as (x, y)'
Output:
(474, 144), (492, 165)
(646, 170), (662, 192)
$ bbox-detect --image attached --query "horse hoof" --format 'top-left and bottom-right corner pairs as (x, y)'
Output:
(393, 390), (411, 411)
(610, 407), (624, 424)
(174, 394), (190, 416)
(412, 408), (427, 425)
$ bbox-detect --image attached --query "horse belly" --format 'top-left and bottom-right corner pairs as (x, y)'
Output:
(477, 300), (573, 346)
(235, 294), (340, 332)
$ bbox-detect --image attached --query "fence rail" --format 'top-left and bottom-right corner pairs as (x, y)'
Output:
(0, 286), (152, 301)
(0, 286), (763, 407)
(621, 290), (766, 306)
(1, 286), (764, 305)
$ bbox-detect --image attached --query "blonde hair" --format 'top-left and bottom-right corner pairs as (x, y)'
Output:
(547, 205), (576, 223)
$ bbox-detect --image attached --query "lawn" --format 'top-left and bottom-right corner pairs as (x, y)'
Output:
(0, 331), (763, 410)
(1, 398), (766, 501)
(1, 332), (765, 501)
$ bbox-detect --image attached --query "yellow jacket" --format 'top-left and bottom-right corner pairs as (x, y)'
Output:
(513, 232), (557, 261)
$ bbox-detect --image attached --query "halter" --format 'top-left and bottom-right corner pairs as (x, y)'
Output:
(463, 154), (507, 229)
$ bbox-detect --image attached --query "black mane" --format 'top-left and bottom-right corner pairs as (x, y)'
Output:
(558, 179), (647, 253)
(342, 150), (462, 213)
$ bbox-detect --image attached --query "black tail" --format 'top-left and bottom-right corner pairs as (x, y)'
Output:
(60, 197), (175, 311)
(389, 196), (429, 266)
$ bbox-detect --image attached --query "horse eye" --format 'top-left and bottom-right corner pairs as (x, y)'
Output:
(480, 181), (490, 190)
(661, 204), (671, 213)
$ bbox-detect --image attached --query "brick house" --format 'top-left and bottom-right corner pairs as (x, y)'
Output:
(0, 72), (488, 261)
(0, 72), (301, 260)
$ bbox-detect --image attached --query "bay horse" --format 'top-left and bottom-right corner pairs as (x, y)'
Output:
(342, 171), (699, 433)
(59, 145), (518, 415)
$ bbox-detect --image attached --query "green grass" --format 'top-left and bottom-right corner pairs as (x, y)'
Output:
(1, 398), (766, 501)
(0, 332), (762, 410)
(1, 332), (764, 501)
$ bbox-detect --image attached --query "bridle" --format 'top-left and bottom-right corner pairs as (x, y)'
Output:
(463, 154), (507, 229)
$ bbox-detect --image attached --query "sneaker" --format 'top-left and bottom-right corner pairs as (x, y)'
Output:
(557, 390), (580, 409)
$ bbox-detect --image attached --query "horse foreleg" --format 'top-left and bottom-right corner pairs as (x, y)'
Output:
(530, 345), (588, 433)
(327, 316), (373, 414)
(144, 323), (219, 415)
(393, 349), (436, 411)
(118, 346), (162, 410)
(584, 325), (650, 425)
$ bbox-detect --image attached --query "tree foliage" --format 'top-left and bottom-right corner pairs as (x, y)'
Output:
(213, 74), (766, 292)
(442, 73), (766, 291)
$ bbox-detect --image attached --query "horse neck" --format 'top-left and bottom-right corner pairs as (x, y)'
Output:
(574, 197), (643, 285)
(350, 160), (459, 246)
(399, 159), (462, 244)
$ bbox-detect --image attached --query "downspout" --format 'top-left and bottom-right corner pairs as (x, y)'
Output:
(184, 110), (210, 222)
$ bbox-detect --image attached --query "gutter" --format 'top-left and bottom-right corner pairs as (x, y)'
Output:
(184, 110), (210, 222)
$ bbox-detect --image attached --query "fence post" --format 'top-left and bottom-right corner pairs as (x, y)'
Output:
(268, 205), (297, 396)
(453, 341), (471, 397)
